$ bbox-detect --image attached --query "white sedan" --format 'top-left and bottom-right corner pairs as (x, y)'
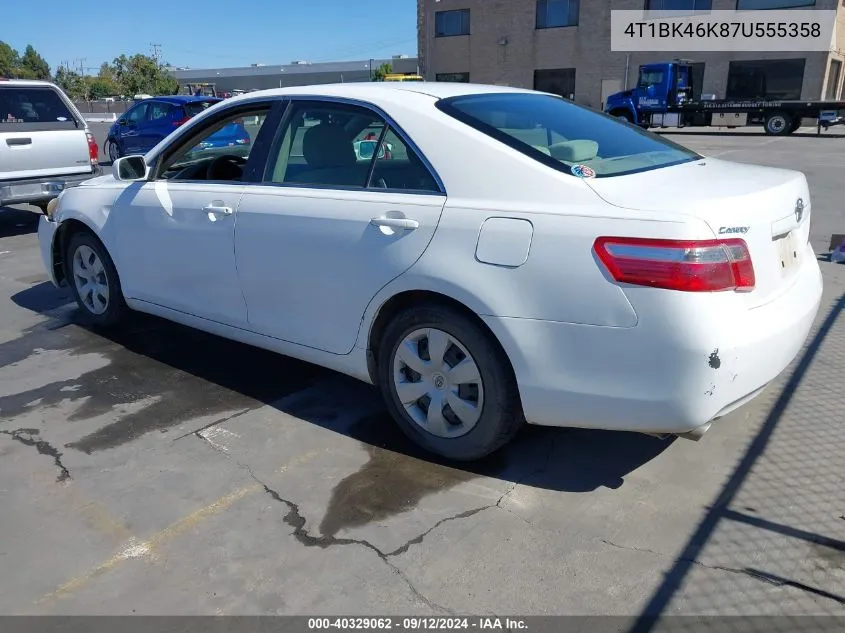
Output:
(37, 82), (823, 461)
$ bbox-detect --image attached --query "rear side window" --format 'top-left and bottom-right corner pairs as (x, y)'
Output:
(436, 93), (700, 178)
(184, 100), (219, 117)
(148, 102), (173, 122)
(0, 86), (79, 132)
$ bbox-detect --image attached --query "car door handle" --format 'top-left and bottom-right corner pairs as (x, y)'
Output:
(370, 217), (419, 230)
(202, 203), (233, 215)
(6, 137), (32, 146)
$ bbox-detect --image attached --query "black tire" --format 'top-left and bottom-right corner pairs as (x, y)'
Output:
(106, 138), (122, 162)
(764, 112), (793, 136)
(377, 304), (524, 462)
(790, 117), (802, 133)
(65, 230), (128, 328)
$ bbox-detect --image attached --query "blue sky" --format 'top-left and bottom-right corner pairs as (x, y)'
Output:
(3, 0), (418, 73)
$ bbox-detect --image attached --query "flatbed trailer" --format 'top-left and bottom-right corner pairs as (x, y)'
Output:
(647, 99), (845, 135)
(604, 60), (845, 136)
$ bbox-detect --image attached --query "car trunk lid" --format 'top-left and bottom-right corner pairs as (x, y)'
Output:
(584, 157), (812, 309)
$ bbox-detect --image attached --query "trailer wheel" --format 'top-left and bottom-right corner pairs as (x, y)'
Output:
(764, 112), (792, 136)
(790, 117), (802, 133)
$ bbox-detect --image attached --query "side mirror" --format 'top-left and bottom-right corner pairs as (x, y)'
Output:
(112, 155), (148, 182)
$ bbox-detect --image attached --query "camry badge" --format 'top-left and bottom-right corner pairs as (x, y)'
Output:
(718, 226), (749, 234)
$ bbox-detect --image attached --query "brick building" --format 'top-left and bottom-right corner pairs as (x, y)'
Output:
(417, 0), (845, 110)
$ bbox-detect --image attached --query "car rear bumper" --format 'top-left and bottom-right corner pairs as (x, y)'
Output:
(483, 253), (823, 435)
(0, 168), (100, 207)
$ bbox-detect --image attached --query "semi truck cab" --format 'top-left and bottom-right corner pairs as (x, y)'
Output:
(605, 62), (696, 124)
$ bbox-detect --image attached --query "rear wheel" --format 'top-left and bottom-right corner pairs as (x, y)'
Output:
(378, 304), (524, 461)
(764, 112), (793, 136)
(65, 231), (128, 327)
(106, 139), (122, 162)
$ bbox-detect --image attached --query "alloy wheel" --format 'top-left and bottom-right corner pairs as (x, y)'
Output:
(72, 245), (110, 315)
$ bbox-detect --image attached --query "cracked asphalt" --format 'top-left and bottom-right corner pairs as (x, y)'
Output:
(1, 130), (844, 618)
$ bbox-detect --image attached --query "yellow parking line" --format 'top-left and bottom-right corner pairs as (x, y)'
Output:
(36, 448), (324, 607)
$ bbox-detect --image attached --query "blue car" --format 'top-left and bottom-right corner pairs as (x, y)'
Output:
(104, 96), (251, 162)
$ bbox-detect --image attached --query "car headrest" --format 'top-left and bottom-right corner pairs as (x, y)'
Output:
(548, 140), (599, 163)
(303, 123), (357, 168)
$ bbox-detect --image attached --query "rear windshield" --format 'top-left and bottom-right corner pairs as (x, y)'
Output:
(436, 93), (700, 178)
(0, 86), (79, 132)
(183, 100), (219, 117)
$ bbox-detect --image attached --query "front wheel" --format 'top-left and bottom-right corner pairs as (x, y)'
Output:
(65, 231), (128, 327)
(377, 304), (524, 461)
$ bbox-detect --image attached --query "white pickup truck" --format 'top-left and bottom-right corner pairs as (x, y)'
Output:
(0, 78), (101, 213)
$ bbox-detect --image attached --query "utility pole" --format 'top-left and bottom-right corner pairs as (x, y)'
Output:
(75, 59), (89, 102)
(150, 43), (162, 65)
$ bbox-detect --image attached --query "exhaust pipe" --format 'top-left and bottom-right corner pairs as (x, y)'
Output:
(676, 422), (711, 442)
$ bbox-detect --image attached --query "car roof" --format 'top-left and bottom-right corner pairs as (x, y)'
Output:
(145, 95), (222, 104)
(0, 78), (62, 88)
(222, 81), (539, 106)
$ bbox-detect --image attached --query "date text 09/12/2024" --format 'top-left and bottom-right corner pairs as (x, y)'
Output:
(307, 617), (528, 630)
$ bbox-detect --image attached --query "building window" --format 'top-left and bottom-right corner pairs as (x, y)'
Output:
(435, 9), (470, 37)
(536, 0), (579, 29)
(726, 59), (805, 100)
(436, 73), (470, 83)
(645, 0), (711, 10)
(825, 59), (842, 100)
(534, 68), (576, 100)
(735, 0), (814, 8)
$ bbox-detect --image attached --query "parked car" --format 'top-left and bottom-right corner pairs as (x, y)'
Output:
(0, 79), (100, 213)
(104, 95), (251, 162)
(37, 82), (823, 461)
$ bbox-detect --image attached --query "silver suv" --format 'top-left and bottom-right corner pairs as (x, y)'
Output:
(0, 79), (101, 213)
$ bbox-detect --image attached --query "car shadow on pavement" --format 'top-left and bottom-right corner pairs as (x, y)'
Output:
(9, 281), (672, 496)
(0, 206), (40, 237)
(627, 291), (845, 628)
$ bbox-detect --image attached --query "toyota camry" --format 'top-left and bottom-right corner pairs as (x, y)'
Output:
(37, 82), (823, 461)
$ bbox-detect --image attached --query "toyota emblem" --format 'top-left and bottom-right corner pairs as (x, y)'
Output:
(795, 198), (805, 223)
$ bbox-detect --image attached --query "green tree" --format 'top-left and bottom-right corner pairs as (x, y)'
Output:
(0, 41), (20, 78)
(0, 42), (50, 80)
(111, 53), (178, 96)
(54, 66), (86, 100)
(371, 63), (392, 82)
(86, 77), (116, 100)
(20, 44), (51, 80)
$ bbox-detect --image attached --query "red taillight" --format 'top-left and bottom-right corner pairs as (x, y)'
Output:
(173, 117), (190, 126)
(86, 132), (98, 165)
(593, 236), (755, 292)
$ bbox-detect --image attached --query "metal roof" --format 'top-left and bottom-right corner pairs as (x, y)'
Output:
(171, 57), (419, 80)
